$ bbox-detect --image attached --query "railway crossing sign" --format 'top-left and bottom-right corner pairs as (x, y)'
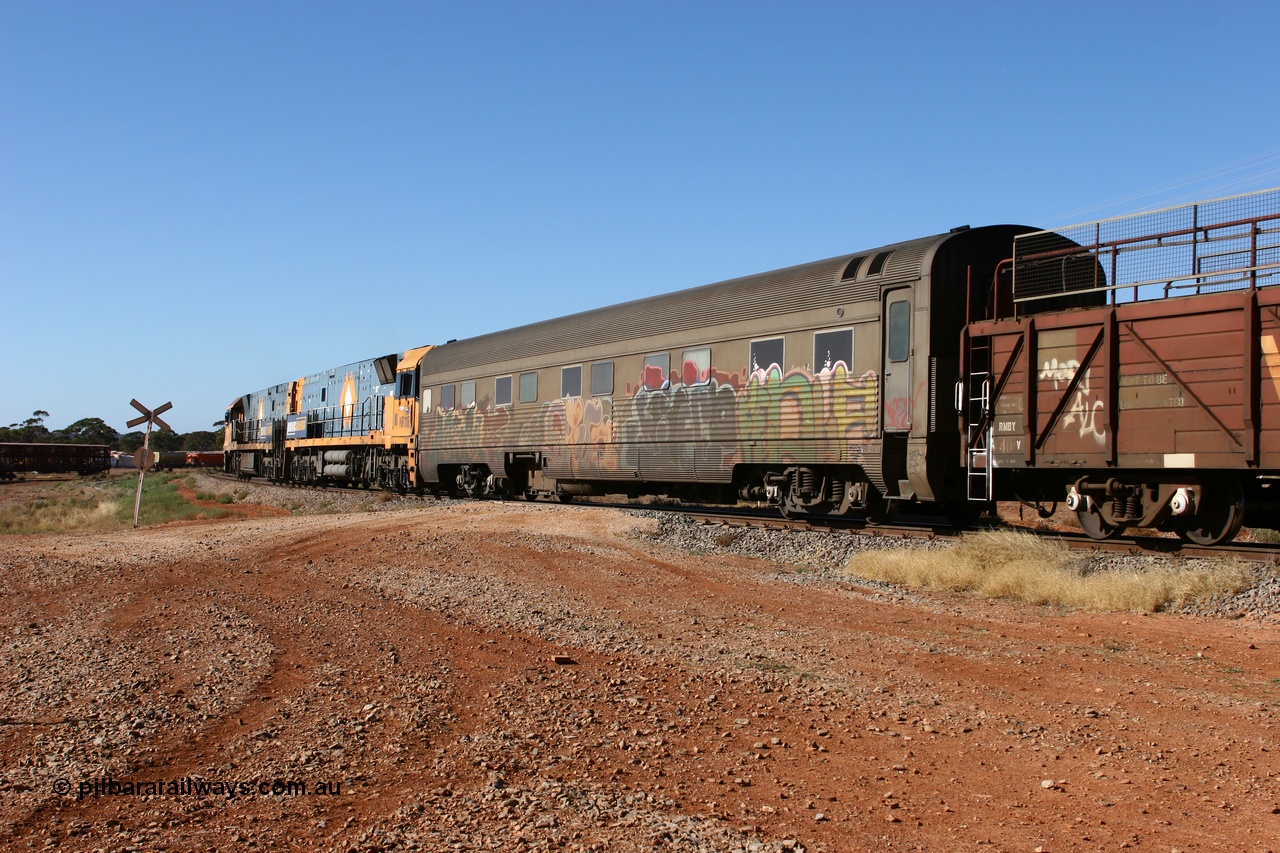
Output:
(126, 399), (173, 432)
(126, 399), (173, 528)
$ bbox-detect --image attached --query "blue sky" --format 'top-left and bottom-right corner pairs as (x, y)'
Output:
(3, 1), (1279, 434)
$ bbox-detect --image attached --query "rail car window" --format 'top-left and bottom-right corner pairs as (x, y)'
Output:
(460, 381), (476, 409)
(868, 250), (893, 276)
(395, 372), (416, 399)
(750, 338), (784, 379)
(320, 388), (327, 403)
(520, 372), (538, 403)
(840, 256), (866, 280)
(440, 384), (456, 411)
(814, 329), (853, 374)
(642, 354), (670, 391)
(562, 366), (582, 398)
(421, 388), (431, 413)
(495, 376), (512, 407)
(591, 362), (614, 396)
(682, 348), (710, 385)
(888, 300), (910, 362)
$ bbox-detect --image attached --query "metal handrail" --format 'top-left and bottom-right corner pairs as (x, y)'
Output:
(233, 395), (385, 442)
(1011, 187), (1280, 308)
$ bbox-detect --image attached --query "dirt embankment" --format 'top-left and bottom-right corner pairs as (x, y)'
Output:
(1, 497), (1277, 852)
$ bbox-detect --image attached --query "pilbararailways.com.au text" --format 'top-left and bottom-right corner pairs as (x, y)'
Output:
(57, 776), (343, 800)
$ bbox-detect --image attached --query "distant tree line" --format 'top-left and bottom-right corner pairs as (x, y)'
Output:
(0, 411), (223, 452)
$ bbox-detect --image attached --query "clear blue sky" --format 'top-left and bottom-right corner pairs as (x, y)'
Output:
(3, 1), (1279, 434)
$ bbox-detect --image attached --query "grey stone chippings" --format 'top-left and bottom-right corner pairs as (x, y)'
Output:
(189, 477), (1280, 621)
(631, 511), (1280, 620)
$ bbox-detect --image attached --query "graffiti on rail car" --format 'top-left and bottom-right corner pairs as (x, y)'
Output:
(1038, 356), (1107, 446)
(419, 358), (881, 481)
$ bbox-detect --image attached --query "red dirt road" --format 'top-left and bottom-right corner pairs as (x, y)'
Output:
(1, 501), (1277, 851)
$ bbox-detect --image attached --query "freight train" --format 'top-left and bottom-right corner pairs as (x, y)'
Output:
(0, 443), (111, 479)
(225, 188), (1280, 545)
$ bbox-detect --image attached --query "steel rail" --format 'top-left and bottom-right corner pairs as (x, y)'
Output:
(206, 472), (1280, 562)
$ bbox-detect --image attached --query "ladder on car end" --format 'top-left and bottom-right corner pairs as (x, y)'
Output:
(964, 338), (993, 502)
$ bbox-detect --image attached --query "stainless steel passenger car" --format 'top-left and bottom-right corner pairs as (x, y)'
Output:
(416, 225), (1034, 521)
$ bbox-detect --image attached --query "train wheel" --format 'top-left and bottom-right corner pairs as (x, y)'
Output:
(1174, 477), (1245, 546)
(1076, 505), (1120, 540)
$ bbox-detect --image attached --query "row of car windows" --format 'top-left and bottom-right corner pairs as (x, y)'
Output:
(436, 347), (704, 412)
(433, 328), (859, 412)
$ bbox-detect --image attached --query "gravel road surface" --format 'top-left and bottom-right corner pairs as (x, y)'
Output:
(2, 476), (1277, 851)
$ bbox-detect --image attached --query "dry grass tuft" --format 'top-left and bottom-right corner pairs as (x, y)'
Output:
(0, 491), (121, 534)
(0, 474), (227, 534)
(845, 530), (1254, 613)
(714, 530), (743, 548)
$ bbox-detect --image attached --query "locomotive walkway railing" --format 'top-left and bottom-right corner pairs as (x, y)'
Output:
(233, 396), (384, 443)
(1011, 186), (1280, 310)
(302, 397), (385, 438)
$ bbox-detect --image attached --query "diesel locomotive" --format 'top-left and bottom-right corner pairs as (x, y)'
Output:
(225, 188), (1280, 545)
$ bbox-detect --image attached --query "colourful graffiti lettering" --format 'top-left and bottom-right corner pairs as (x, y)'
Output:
(419, 360), (882, 483)
(681, 359), (709, 386)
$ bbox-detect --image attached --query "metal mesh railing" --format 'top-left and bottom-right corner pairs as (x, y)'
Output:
(1012, 187), (1280, 306)
(306, 397), (384, 438)
(234, 397), (384, 443)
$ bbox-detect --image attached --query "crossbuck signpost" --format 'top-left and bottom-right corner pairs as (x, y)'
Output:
(126, 399), (173, 528)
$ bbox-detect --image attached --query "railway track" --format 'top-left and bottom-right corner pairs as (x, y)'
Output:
(207, 470), (1280, 563)
(678, 506), (1280, 562)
